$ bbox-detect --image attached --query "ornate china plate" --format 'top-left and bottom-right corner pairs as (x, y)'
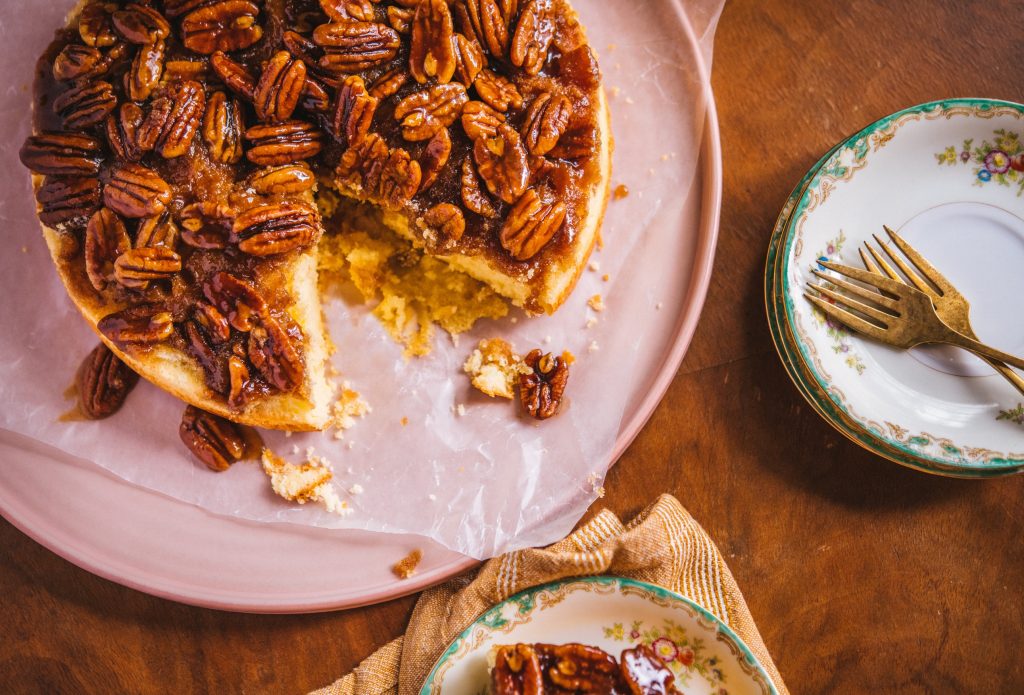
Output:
(420, 576), (777, 695)
(768, 99), (1024, 477)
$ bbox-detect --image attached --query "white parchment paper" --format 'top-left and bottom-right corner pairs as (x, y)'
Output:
(0, 0), (723, 560)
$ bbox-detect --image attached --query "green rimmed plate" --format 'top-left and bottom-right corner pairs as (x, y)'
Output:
(420, 576), (777, 695)
(767, 98), (1024, 477)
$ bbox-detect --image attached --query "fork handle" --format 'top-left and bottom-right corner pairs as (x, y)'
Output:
(981, 357), (1024, 397)
(937, 328), (1024, 371)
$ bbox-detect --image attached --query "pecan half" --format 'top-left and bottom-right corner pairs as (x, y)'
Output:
(181, 0), (263, 55)
(254, 51), (307, 123)
(387, 6), (414, 34)
(202, 91), (245, 164)
(282, 31), (333, 84)
(227, 354), (251, 406)
(473, 68), (522, 112)
(418, 128), (452, 192)
(510, 0), (554, 75)
(77, 343), (139, 419)
(558, 44), (601, 91)
(210, 50), (256, 100)
(394, 83), (468, 142)
(194, 301), (232, 344)
(53, 81), (117, 131)
(53, 44), (103, 82)
(98, 304), (175, 344)
(165, 0), (215, 19)
(20, 132), (102, 176)
(112, 3), (171, 44)
(313, 21), (402, 73)
(410, 0), (457, 84)
(202, 271), (268, 332)
(35, 176), (101, 226)
(333, 75), (378, 148)
(105, 102), (148, 161)
(248, 315), (303, 392)
(232, 202), (319, 256)
(180, 202), (234, 249)
(124, 38), (165, 101)
(248, 163), (316, 195)
(245, 120), (324, 166)
(336, 133), (390, 192)
(519, 349), (569, 420)
(85, 207), (131, 290)
(300, 77), (332, 113)
(368, 67), (409, 100)
(320, 0), (376, 22)
(79, 1), (118, 48)
(452, 33), (484, 86)
(500, 188), (565, 260)
(454, 0), (510, 58)
(474, 123), (529, 204)
(423, 203), (465, 244)
(103, 163), (171, 218)
(461, 157), (496, 217)
(547, 644), (621, 692)
(114, 246), (182, 289)
(139, 80), (206, 159)
(379, 148), (422, 208)
(134, 212), (179, 248)
(548, 125), (598, 161)
(179, 405), (247, 471)
(461, 100), (504, 141)
(522, 92), (570, 156)
(620, 646), (681, 695)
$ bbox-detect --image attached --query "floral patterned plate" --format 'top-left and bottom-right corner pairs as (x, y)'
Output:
(770, 98), (1024, 477)
(420, 576), (777, 695)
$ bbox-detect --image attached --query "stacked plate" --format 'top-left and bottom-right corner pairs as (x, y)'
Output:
(766, 98), (1024, 477)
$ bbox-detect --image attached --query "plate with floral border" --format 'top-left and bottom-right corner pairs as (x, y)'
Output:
(419, 576), (777, 695)
(772, 98), (1024, 477)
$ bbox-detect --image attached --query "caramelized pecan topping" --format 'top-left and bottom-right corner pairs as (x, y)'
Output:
(387, 6), (415, 34)
(248, 163), (316, 195)
(394, 83), (468, 141)
(138, 80), (206, 159)
(180, 201), (234, 249)
(112, 3), (171, 45)
(113, 246), (182, 289)
(248, 315), (304, 393)
(522, 92), (570, 156)
(473, 68), (523, 112)
(79, 1), (119, 48)
(20, 132), (102, 176)
(134, 212), (179, 248)
(620, 646), (681, 695)
(500, 188), (565, 260)
(368, 67), (409, 100)
(245, 120), (324, 166)
(461, 100), (504, 141)
(202, 91), (245, 164)
(98, 304), (175, 345)
(181, 0), (263, 55)
(333, 75), (378, 148)
(510, 0), (555, 75)
(232, 202), (320, 257)
(202, 271), (267, 332)
(85, 207), (131, 290)
(461, 157), (496, 217)
(313, 21), (402, 73)
(410, 0), (457, 84)
(103, 163), (172, 218)
(320, 0), (376, 22)
(179, 405), (247, 471)
(210, 50), (256, 100)
(124, 38), (165, 101)
(53, 44), (103, 82)
(455, 0), (511, 59)
(35, 176), (101, 226)
(519, 349), (569, 420)
(379, 148), (422, 208)
(194, 302), (232, 344)
(254, 51), (307, 123)
(53, 80), (118, 130)
(452, 33), (485, 86)
(423, 203), (465, 245)
(473, 123), (529, 204)
(106, 102), (149, 161)
(227, 354), (251, 406)
(418, 128), (452, 192)
(77, 343), (139, 420)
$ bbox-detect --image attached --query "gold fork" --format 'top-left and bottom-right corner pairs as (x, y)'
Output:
(860, 226), (1024, 396)
(805, 260), (1024, 370)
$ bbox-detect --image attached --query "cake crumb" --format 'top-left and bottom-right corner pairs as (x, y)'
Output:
(261, 449), (350, 517)
(455, 403), (467, 416)
(587, 472), (607, 498)
(285, 431), (292, 438)
(602, 274), (610, 282)
(585, 316), (598, 329)
(613, 184), (629, 200)
(392, 549), (423, 580)
(20, 246), (28, 254)
(589, 260), (601, 272)
(401, 416), (409, 426)
(346, 441), (355, 450)
(588, 294), (605, 312)
(610, 86), (621, 99)
(661, 153), (671, 162)
(543, 335), (552, 345)
(328, 386), (371, 436)
(463, 338), (528, 399)
(562, 350), (576, 366)
(588, 340), (600, 353)
(428, 493), (437, 502)
(656, 302), (664, 310)
(625, 96), (635, 104)
(348, 483), (364, 495)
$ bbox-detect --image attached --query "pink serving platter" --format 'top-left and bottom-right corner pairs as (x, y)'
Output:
(0, 0), (721, 613)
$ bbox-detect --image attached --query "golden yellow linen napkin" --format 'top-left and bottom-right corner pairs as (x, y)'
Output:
(311, 494), (788, 695)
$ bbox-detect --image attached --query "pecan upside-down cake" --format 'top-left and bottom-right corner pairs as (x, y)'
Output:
(490, 643), (682, 694)
(20, 0), (611, 431)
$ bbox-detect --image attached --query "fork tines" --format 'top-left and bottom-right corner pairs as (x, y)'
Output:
(805, 260), (903, 340)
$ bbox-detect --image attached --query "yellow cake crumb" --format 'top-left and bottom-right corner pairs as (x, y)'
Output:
(463, 338), (529, 400)
(588, 294), (605, 312)
(392, 549), (423, 580)
(260, 449), (350, 516)
(328, 384), (371, 437)
(317, 199), (508, 357)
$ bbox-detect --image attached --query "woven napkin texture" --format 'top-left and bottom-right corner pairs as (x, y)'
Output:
(311, 495), (788, 695)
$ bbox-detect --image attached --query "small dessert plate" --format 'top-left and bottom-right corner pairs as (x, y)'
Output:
(420, 576), (777, 694)
(769, 98), (1024, 477)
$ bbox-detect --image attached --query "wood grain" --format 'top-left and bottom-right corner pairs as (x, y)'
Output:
(4, 1), (1024, 693)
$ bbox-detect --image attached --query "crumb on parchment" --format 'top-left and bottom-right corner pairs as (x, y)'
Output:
(392, 549), (423, 580)
(588, 295), (605, 312)
(261, 449), (351, 517)
(328, 384), (371, 440)
(463, 338), (530, 400)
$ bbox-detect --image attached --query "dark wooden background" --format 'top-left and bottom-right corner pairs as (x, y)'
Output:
(4, 1), (1024, 692)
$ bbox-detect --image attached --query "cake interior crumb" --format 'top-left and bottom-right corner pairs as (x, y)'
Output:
(392, 549), (423, 580)
(260, 449), (351, 517)
(463, 338), (530, 400)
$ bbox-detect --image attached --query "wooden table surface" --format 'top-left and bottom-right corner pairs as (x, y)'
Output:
(4, 1), (1024, 693)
